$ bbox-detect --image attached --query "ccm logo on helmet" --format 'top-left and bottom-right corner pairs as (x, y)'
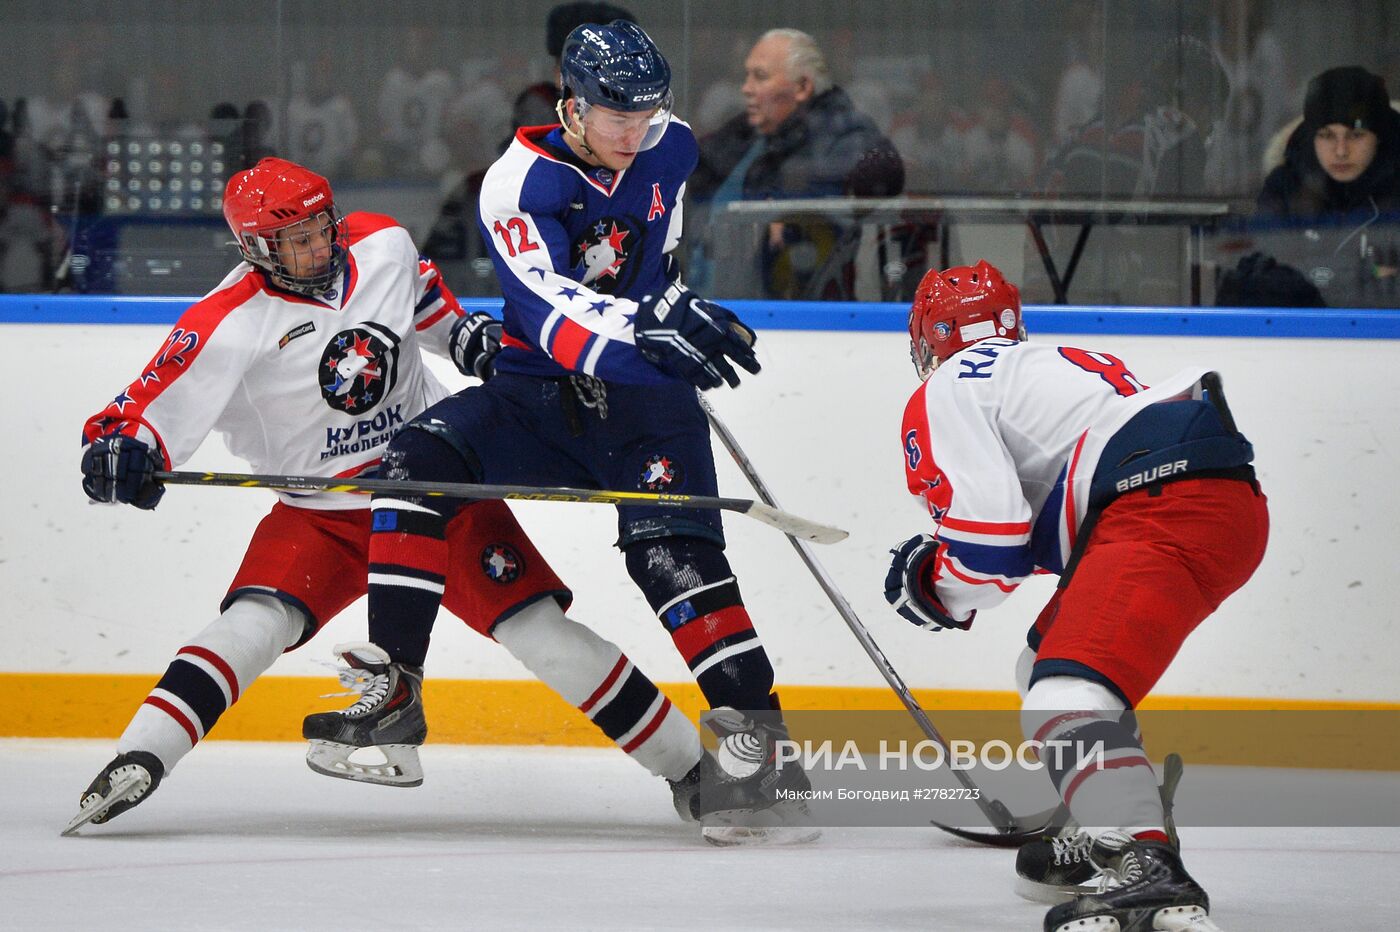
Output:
(581, 28), (610, 49)
(303, 193), (326, 207)
(633, 90), (663, 102)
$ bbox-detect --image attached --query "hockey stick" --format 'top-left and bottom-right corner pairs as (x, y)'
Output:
(153, 470), (847, 545)
(697, 394), (1059, 846)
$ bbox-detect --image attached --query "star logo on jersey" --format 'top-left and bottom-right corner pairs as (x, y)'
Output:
(573, 216), (637, 292)
(318, 324), (401, 413)
(640, 454), (682, 491)
(480, 543), (523, 584)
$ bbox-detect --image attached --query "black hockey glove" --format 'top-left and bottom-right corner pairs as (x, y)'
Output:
(634, 284), (760, 391)
(884, 534), (973, 631)
(81, 434), (165, 510)
(449, 311), (503, 381)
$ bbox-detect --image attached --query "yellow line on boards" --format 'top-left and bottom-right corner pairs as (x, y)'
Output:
(3, 673), (1396, 769)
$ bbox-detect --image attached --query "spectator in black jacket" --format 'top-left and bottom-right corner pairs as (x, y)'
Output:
(1256, 66), (1400, 219)
(689, 28), (904, 298)
(1226, 66), (1400, 308)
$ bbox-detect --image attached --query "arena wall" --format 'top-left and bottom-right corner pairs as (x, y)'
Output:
(3, 298), (1397, 746)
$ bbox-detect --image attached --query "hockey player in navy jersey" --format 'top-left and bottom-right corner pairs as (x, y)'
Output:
(304, 20), (817, 845)
(883, 261), (1268, 930)
(67, 157), (716, 835)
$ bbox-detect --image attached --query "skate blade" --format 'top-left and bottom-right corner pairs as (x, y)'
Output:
(702, 824), (823, 847)
(305, 740), (423, 787)
(1013, 875), (1093, 905)
(61, 770), (149, 836)
(1049, 905), (1221, 932)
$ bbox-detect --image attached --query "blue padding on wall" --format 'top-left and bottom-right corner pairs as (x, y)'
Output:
(2, 293), (1397, 338)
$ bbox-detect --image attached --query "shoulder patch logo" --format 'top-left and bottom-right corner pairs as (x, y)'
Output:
(279, 321), (317, 350)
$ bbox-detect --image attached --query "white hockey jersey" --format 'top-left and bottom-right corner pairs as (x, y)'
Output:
(900, 338), (1213, 623)
(83, 212), (464, 510)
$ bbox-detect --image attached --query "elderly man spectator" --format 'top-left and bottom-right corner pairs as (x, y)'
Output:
(689, 28), (904, 298)
(692, 28), (903, 203)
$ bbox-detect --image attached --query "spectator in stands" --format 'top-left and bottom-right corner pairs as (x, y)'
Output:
(888, 69), (967, 194)
(1256, 66), (1400, 219)
(286, 51), (359, 180)
(691, 28), (904, 204)
(421, 2), (636, 297)
(0, 166), (61, 292)
(1042, 35), (1228, 199)
(954, 77), (1038, 193)
(375, 26), (455, 178)
(1221, 66), (1400, 309)
(688, 28), (904, 298)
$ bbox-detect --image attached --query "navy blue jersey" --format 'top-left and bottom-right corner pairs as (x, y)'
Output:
(478, 120), (697, 385)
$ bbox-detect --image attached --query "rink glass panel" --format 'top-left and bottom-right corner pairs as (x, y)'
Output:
(2, 1), (1398, 305)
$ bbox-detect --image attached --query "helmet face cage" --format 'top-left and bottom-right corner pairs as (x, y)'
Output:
(237, 208), (346, 297)
(907, 261), (1025, 380)
(560, 20), (673, 151)
(224, 158), (347, 297)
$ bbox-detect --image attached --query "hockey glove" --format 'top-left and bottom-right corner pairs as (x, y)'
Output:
(449, 311), (503, 381)
(883, 534), (973, 631)
(81, 434), (165, 510)
(634, 284), (760, 390)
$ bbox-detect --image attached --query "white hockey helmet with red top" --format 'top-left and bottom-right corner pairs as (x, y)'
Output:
(907, 260), (1025, 380)
(222, 157), (346, 296)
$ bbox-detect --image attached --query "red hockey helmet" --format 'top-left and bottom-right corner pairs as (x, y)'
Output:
(222, 157), (345, 295)
(907, 260), (1025, 379)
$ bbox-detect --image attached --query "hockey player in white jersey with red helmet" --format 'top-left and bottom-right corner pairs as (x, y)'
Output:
(67, 157), (721, 835)
(884, 261), (1268, 931)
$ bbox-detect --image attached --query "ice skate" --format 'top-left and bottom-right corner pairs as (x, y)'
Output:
(1018, 753), (1185, 904)
(694, 708), (822, 847)
(62, 751), (165, 836)
(1044, 832), (1221, 932)
(302, 642), (427, 787)
(1016, 824), (1099, 903)
(667, 751), (725, 823)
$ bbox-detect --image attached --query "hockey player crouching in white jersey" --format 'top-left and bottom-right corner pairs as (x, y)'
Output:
(67, 157), (725, 836)
(883, 261), (1268, 931)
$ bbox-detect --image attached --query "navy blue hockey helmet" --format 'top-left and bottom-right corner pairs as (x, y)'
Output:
(560, 20), (672, 113)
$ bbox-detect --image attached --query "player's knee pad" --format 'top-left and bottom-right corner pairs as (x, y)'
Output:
(379, 418), (484, 514)
(617, 514), (725, 551)
(623, 535), (737, 614)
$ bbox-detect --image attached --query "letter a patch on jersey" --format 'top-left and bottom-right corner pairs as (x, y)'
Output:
(648, 182), (666, 221)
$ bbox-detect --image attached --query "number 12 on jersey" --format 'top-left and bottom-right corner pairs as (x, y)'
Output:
(493, 218), (540, 257)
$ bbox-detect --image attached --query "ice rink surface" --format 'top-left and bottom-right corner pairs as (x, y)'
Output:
(3, 739), (1395, 931)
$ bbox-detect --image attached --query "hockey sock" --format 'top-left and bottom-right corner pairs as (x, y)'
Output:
(624, 537), (776, 713)
(493, 598), (702, 781)
(1022, 676), (1166, 837)
(367, 496), (448, 666)
(118, 595), (304, 774)
(366, 428), (478, 666)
